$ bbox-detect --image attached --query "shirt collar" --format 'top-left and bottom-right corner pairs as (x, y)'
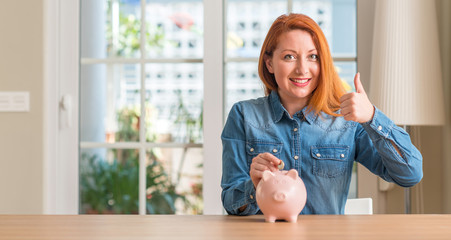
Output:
(301, 107), (316, 124)
(269, 91), (285, 123)
(269, 91), (315, 124)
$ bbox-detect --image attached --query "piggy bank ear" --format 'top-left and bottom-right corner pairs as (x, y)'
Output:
(287, 169), (299, 180)
(262, 170), (275, 182)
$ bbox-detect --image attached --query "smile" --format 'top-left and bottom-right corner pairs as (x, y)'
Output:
(290, 78), (311, 87)
(291, 78), (310, 84)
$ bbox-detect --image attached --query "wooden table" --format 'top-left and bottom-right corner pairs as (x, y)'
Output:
(1, 214), (450, 240)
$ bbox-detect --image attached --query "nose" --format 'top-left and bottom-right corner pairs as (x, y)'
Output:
(295, 59), (308, 75)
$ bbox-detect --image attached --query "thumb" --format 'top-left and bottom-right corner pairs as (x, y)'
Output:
(354, 72), (365, 94)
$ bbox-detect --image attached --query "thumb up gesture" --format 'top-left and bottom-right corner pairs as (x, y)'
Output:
(339, 73), (375, 123)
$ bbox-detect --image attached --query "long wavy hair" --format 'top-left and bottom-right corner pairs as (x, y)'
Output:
(258, 13), (345, 116)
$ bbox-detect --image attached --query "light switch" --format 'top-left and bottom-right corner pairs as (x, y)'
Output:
(0, 92), (30, 112)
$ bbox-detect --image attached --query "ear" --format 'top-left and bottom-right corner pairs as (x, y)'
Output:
(262, 170), (275, 182)
(264, 55), (274, 74)
(286, 169), (298, 180)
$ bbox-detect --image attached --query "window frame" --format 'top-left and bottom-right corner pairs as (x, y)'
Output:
(43, 0), (80, 214)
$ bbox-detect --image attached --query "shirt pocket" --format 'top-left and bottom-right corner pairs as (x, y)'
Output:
(311, 145), (351, 178)
(246, 140), (283, 164)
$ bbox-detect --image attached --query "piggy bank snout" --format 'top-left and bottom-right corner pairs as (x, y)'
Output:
(273, 192), (286, 202)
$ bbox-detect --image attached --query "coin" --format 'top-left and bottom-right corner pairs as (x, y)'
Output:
(278, 160), (285, 170)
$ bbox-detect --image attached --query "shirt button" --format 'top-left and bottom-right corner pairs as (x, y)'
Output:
(294, 155), (299, 160)
(272, 149), (278, 153)
(250, 148), (254, 152)
(341, 154), (345, 158)
(293, 128), (298, 132)
(250, 195), (254, 199)
(316, 153), (321, 157)
(378, 126), (383, 131)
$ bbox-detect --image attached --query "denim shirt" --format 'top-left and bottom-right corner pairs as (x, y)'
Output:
(221, 91), (423, 215)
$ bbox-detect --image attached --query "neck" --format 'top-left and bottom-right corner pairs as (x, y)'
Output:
(280, 99), (307, 117)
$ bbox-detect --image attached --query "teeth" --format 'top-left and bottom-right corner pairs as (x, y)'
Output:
(292, 79), (309, 84)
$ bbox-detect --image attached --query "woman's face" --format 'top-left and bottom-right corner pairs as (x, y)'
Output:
(265, 29), (319, 108)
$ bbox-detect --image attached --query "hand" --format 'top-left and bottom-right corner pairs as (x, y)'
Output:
(250, 152), (281, 188)
(339, 72), (375, 123)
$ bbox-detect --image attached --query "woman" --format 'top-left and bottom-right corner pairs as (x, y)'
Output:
(221, 13), (422, 215)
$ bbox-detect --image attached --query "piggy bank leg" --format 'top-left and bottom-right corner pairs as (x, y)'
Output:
(286, 215), (298, 223)
(265, 215), (277, 223)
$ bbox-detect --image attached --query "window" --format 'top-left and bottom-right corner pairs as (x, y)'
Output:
(80, 0), (204, 215)
(77, 0), (357, 215)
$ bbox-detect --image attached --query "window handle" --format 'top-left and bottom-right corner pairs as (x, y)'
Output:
(60, 94), (72, 128)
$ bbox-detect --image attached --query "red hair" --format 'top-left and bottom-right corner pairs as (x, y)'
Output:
(258, 13), (345, 116)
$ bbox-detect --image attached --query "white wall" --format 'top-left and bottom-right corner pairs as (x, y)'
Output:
(0, 0), (44, 214)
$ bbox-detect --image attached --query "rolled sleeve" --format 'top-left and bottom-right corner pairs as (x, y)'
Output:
(222, 179), (259, 215)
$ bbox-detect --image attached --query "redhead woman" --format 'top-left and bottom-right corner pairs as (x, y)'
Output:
(221, 13), (422, 215)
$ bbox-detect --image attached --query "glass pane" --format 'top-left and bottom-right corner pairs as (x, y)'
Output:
(146, 0), (203, 58)
(225, 62), (265, 115)
(80, 148), (139, 214)
(80, 64), (141, 142)
(80, 0), (142, 58)
(335, 61), (357, 92)
(145, 63), (203, 143)
(293, 0), (356, 57)
(146, 147), (203, 214)
(226, 0), (287, 58)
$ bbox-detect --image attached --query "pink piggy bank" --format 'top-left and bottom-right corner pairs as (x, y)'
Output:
(256, 169), (307, 223)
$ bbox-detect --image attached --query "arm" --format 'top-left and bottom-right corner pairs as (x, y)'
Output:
(221, 104), (260, 215)
(356, 107), (423, 187)
(340, 73), (422, 187)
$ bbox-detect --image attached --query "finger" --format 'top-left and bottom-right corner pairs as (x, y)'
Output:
(250, 161), (268, 171)
(354, 72), (365, 94)
(252, 155), (278, 171)
(249, 170), (262, 187)
(340, 97), (351, 109)
(341, 108), (353, 120)
(342, 112), (351, 121)
(340, 102), (357, 120)
(340, 105), (350, 115)
(339, 92), (354, 103)
(340, 96), (356, 114)
(342, 110), (355, 121)
(340, 96), (358, 109)
(259, 153), (282, 167)
(340, 98), (350, 117)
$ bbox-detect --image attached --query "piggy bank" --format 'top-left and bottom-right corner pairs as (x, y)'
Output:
(256, 169), (307, 223)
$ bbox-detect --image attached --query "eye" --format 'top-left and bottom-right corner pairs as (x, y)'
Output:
(309, 54), (319, 61)
(283, 54), (296, 60)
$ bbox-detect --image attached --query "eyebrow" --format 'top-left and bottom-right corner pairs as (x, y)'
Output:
(280, 48), (317, 53)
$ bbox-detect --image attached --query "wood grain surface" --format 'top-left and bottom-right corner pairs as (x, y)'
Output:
(0, 214), (450, 240)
